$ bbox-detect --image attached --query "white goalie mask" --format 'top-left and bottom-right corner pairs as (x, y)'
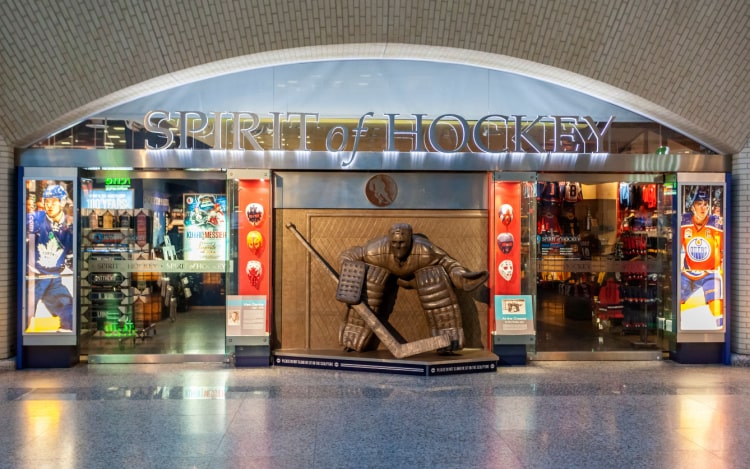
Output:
(246, 260), (263, 287)
(498, 260), (514, 281)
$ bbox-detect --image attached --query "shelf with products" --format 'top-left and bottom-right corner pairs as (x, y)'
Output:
(80, 208), (162, 342)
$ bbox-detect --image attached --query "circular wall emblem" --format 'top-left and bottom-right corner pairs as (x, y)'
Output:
(365, 174), (398, 207)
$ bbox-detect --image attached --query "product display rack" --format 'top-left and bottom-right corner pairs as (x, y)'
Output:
(80, 208), (160, 344)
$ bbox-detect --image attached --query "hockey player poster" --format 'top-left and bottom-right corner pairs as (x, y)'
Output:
(183, 194), (227, 261)
(678, 184), (725, 332)
(24, 179), (76, 334)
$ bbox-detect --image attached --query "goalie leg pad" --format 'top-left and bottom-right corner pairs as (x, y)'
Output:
(338, 264), (390, 352)
(336, 260), (367, 304)
(415, 265), (464, 351)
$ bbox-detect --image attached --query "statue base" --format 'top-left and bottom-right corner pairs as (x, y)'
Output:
(272, 348), (498, 376)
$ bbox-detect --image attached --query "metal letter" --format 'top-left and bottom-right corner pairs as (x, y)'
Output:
(341, 112), (373, 167)
(231, 112), (262, 150)
(550, 116), (579, 152)
(580, 115), (615, 152)
(286, 111), (319, 151)
(326, 125), (349, 152)
(427, 114), (470, 153)
(512, 115), (544, 153)
(473, 114), (510, 153)
(385, 113), (426, 151)
(176, 111), (208, 149)
(143, 110), (173, 150)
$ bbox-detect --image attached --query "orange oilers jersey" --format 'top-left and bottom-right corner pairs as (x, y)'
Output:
(681, 213), (722, 279)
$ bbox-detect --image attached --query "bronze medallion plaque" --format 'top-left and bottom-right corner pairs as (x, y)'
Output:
(365, 174), (398, 207)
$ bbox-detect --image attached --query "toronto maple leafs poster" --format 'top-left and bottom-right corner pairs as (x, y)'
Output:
(24, 179), (76, 334)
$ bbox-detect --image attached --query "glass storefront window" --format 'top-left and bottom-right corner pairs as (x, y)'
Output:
(534, 175), (673, 355)
(78, 171), (229, 360)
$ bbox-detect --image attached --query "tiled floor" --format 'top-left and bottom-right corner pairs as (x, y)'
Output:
(1, 360), (749, 468)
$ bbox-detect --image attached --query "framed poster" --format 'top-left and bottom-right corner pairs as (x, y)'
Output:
(183, 193), (227, 261)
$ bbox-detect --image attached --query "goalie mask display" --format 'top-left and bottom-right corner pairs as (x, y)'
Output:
(245, 202), (264, 226)
(498, 259), (514, 281)
(246, 230), (263, 252)
(496, 232), (515, 254)
(499, 203), (513, 226)
(245, 260), (263, 288)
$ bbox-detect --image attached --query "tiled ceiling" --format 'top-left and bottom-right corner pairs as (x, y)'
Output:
(1, 0), (748, 153)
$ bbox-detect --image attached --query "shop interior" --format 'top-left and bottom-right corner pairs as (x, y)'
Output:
(534, 177), (675, 355)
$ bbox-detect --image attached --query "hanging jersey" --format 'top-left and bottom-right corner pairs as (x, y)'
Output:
(681, 213), (722, 280)
(619, 183), (631, 208)
(642, 184), (657, 209)
(538, 182), (561, 204)
(561, 182), (583, 204)
(537, 212), (562, 234)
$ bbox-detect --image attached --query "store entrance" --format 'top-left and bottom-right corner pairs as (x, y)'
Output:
(78, 171), (229, 363)
(534, 174), (674, 359)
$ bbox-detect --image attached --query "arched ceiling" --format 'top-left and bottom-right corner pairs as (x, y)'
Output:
(1, 0), (748, 153)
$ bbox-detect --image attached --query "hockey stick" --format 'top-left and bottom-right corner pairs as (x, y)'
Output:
(285, 223), (451, 358)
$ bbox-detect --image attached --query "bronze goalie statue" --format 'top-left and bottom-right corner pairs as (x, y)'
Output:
(336, 223), (488, 354)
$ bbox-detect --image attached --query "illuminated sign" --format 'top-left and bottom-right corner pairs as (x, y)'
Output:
(142, 110), (615, 166)
(104, 177), (131, 189)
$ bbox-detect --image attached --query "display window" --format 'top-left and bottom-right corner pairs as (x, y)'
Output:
(534, 175), (674, 355)
(78, 171), (229, 359)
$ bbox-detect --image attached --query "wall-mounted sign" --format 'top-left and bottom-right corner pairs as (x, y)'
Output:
(143, 110), (615, 165)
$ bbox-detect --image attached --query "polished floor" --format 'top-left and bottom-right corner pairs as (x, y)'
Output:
(1, 359), (749, 468)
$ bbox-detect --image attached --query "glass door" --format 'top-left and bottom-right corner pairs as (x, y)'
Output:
(78, 170), (229, 363)
(534, 174), (673, 358)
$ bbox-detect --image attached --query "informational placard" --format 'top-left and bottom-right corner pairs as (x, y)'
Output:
(23, 178), (77, 336)
(494, 295), (534, 335)
(678, 183), (725, 332)
(226, 295), (268, 336)
(183, 193), (227, 261)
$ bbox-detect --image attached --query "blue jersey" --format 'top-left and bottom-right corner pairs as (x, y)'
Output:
(30, 211), (73, 275)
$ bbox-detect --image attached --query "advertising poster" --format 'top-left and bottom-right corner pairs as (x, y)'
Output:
(183, 194), (227, 261)
(678, 184), (725, 332)
(24, 179), (76, 334)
